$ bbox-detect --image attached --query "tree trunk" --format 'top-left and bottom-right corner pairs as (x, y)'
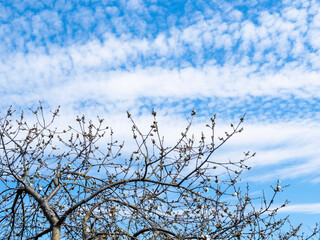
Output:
(52, 226), (61, 240)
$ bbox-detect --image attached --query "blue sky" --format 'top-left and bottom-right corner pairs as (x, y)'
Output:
(1, 0), (320, 234)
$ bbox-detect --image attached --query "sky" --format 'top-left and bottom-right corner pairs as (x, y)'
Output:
(1, 0), (320, 235)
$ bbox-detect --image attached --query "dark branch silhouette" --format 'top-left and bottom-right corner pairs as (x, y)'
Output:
(0, 105), (318, 240)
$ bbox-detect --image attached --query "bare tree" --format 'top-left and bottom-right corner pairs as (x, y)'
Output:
(0, 105), (318, 240)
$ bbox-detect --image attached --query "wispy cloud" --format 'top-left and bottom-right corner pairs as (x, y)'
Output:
(279, 203), (320, 214)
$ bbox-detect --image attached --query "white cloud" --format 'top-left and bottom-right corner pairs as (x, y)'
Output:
(1, 1), (320, 69)
(279, 203), (320, 214)
(308, 29), (320, 49)
(2, 46), (320, 111)
(311, 176), (320, 183)
(127, 0), (145, 13)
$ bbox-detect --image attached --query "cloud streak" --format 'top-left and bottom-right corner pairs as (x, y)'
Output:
(279, 203), (320, 214)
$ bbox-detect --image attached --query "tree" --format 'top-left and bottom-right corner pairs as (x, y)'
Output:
(0, 105), (318, 240)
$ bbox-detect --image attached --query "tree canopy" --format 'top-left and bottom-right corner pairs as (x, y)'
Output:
(0, 106), (318, 239)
